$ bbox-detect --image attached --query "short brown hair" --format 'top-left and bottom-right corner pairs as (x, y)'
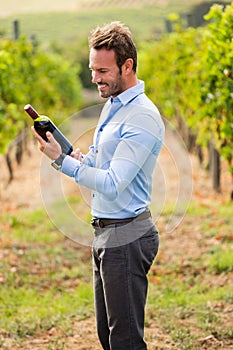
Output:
(89, 21), (137, 73)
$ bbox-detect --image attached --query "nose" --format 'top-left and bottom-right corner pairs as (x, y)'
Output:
(91, 71), (101, 84)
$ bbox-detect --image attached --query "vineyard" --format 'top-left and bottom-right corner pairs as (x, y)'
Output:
(138, 3), (233, 194)
(0, 2), (233, 350)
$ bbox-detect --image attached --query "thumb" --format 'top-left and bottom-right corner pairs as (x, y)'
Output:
(46, 131), (56, 143)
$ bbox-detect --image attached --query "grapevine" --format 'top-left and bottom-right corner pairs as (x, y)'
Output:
(0, 35), (82, 181)
(139, 3), (233, 192)
(0, 36), (82, 155)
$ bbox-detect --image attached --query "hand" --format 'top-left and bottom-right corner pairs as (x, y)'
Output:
(31, 126), (62, 160)
(70, 148), (83, 161)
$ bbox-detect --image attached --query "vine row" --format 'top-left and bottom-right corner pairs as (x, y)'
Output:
(139, 3), (233, 195)
(0, 36), (83, 182)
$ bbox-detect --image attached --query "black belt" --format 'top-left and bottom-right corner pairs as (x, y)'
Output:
(91, 210), (151, 228)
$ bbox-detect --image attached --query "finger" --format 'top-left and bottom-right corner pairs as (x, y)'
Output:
(70, 149), (80, 157)
(73, 148), (83, 160)
(74, 148), (81, 157)
(39, 144), (45, 152)
(45, 131), (62, 159)
(45, 132), (61, 148)
(46, 131), (56, 144)
(31, 126), (44, 142)
(31, 126), (46, 148)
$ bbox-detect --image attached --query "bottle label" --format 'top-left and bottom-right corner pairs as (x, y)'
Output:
(34, 116), (49, 122)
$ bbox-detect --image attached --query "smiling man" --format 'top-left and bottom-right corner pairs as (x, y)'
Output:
(32, 22), (165, 350)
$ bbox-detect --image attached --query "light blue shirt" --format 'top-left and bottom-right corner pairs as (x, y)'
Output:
(61, 80), (165, 218)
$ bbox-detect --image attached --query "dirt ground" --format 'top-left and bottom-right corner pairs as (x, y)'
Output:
(0, 124), (232, 350)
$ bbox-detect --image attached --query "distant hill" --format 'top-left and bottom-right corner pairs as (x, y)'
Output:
(0, 0), (230, 44)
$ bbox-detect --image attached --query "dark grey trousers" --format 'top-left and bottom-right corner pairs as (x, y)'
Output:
(92, 218), (159, 350)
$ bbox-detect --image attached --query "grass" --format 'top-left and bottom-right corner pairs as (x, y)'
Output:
(0, 208), (94, 343)
(146, 199), (233, 348)
(0, 284), (93, 337)
(148, 278), (233, 348)
(209, 248), (233, 273)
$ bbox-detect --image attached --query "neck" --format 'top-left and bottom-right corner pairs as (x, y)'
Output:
(122, 74), (138, 93)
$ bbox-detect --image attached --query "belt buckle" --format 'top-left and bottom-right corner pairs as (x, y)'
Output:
(91, 218), (105, 228)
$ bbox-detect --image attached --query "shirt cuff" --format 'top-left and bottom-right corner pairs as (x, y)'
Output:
(61, 156), (81, 177)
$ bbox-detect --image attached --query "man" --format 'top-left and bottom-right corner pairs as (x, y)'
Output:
(32, 22), (165, 350)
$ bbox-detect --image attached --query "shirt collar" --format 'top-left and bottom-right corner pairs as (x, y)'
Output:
(111, 80), (144, 106)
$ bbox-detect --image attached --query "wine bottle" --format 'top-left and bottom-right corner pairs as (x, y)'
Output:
(24, 104), (73, 155)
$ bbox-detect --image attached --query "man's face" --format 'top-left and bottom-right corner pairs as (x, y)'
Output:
(89, 48), (126, 98)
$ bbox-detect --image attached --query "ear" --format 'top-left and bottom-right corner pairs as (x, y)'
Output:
(122, 58), (134, 75)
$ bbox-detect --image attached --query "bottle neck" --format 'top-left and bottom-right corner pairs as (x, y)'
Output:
(24, 104), (39, 120)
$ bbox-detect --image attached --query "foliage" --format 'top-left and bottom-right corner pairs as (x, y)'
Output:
(199, 4), (233, 169)
(138, 3), (233, 174)
(0, 36), (83, 154)
(51, 38), (94, 90)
